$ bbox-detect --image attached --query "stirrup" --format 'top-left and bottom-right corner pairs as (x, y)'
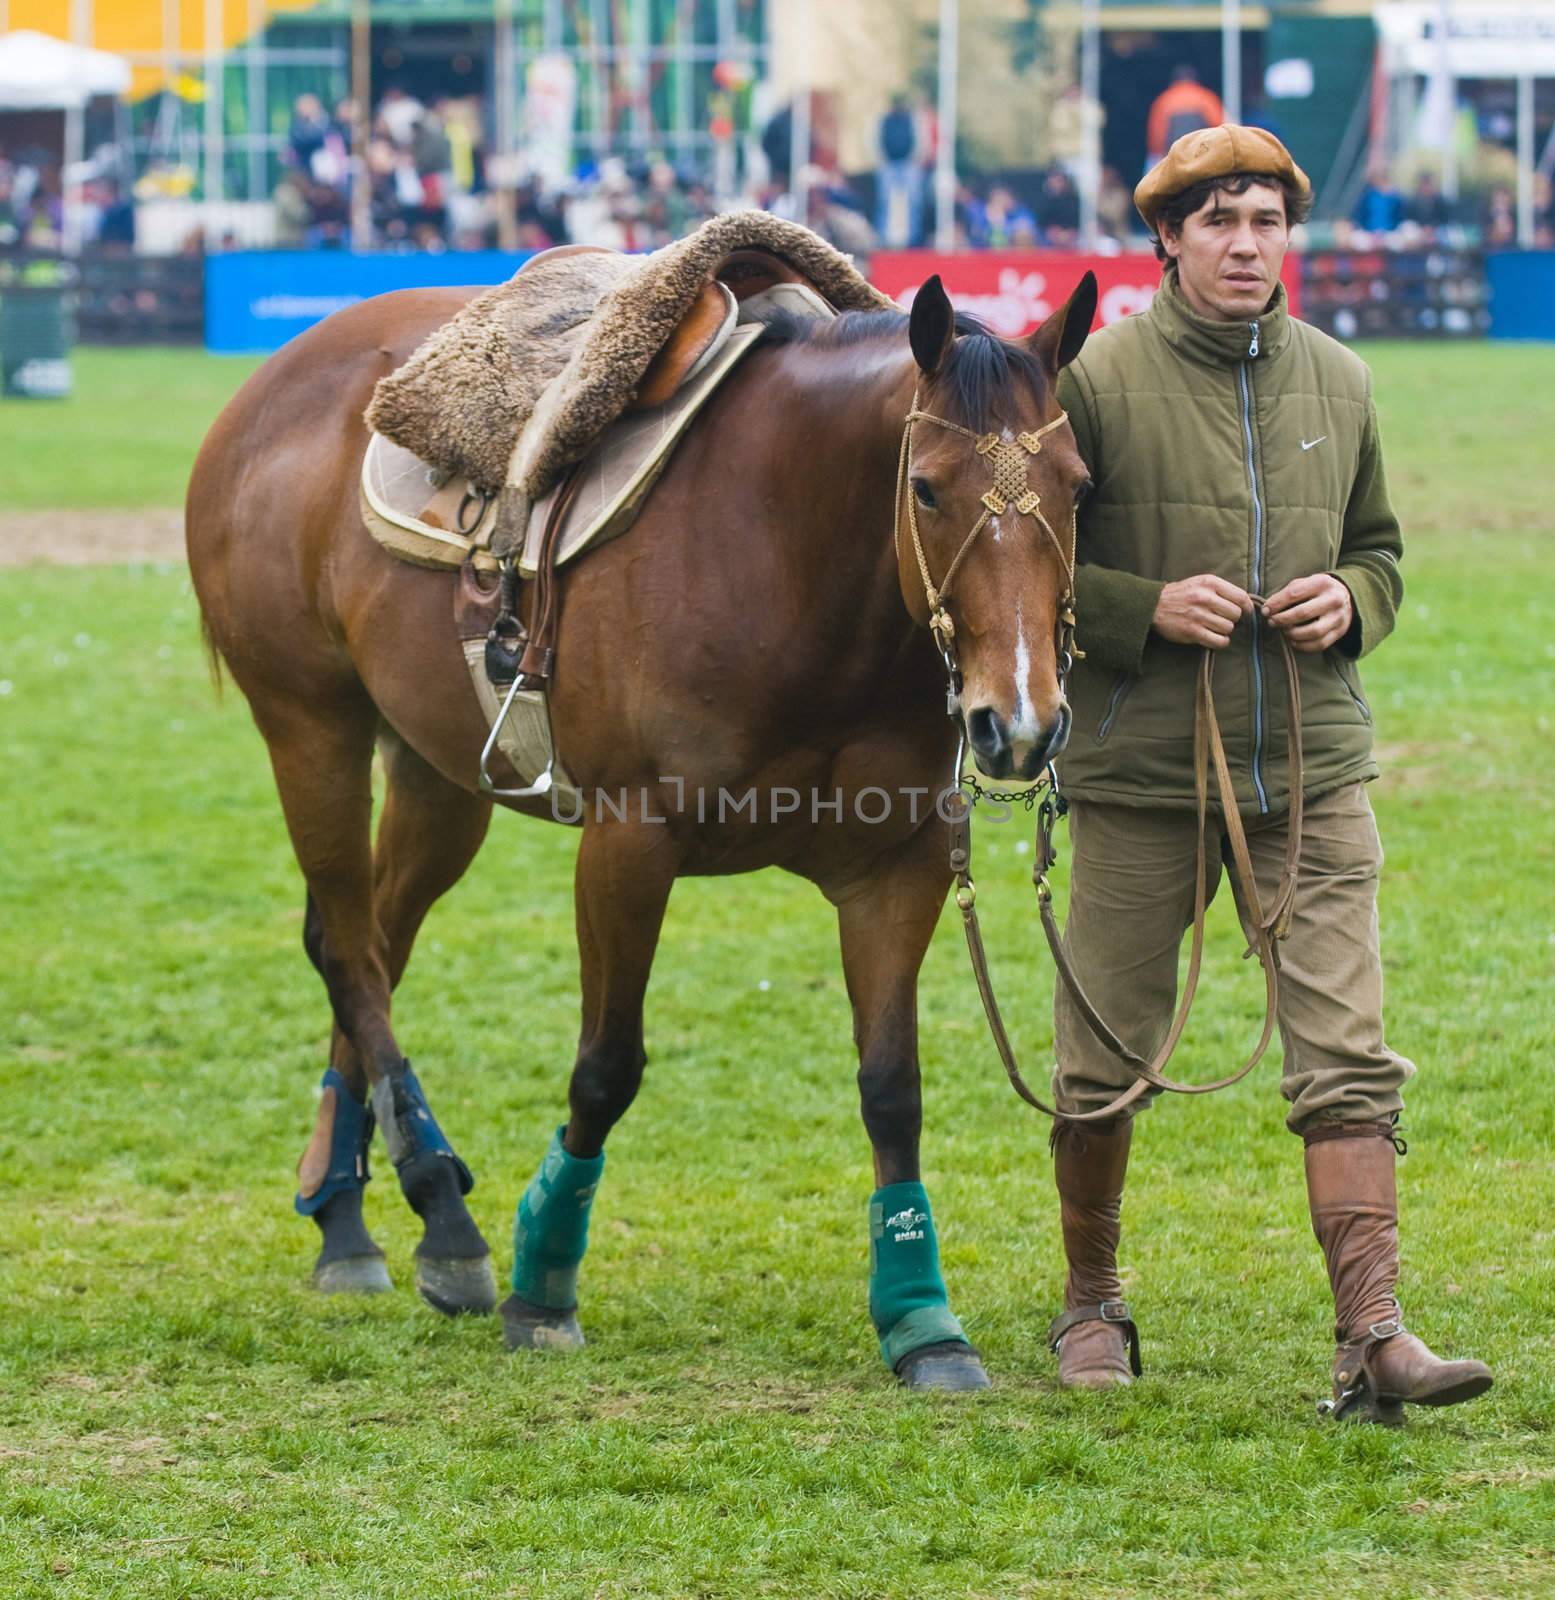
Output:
(1047, 1299), (1143, 1377)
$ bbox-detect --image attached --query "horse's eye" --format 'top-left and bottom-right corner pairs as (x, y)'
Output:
(912, 478), (937, 509)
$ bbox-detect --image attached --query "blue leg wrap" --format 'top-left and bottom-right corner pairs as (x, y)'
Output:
(370, 1061), (473, 1195)
(511, 1128), (605, 1311)
(868, 1181), (970, 1369)
(295, 1068), (373, 1218)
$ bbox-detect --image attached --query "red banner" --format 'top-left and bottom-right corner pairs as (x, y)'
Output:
(868, 250), (1302, 336)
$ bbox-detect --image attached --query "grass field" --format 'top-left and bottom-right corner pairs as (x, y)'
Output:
(2, 342), (1554, 1599)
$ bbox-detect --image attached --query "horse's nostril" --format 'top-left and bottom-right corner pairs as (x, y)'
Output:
(967, 706), (1008, 758)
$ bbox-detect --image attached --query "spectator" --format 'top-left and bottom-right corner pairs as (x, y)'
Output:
(876, 94), (922, 248)
(1483, 184), (1517, 249)
(1352, 163), (1404, 234)
(1145, 67), (1225, 168)
(970, 184), (1038, 249)
(0, 162), (19, 247)
(412, 101), (454, 237)
(97, 179), (136, 251)
(287, 94), (332, 175)
(1096, 164), (1134, 242)
(1404, 172), (1452, 235)
(1037, 166), (1081, 248)
(272, 168), (310, 248)
(1536, 173), (1555, 249)
(378, 86), (425, 150)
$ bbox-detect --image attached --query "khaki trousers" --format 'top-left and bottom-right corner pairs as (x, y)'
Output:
(1052, 783), (1414, 1133)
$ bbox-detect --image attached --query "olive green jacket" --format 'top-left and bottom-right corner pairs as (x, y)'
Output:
(1056, 267), (1403, 816)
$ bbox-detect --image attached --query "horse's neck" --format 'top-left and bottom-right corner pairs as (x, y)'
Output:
(750, 339), (916, 652)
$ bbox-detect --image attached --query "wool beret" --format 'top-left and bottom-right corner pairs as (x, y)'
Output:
(1134, 124), (1311, 232)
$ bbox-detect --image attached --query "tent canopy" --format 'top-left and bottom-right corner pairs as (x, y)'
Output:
(0, 29), (131, 111)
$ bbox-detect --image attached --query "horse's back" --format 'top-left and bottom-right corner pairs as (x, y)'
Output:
(186, 287), (485, 687)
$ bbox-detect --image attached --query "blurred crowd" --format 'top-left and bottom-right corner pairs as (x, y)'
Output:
(4, 69), (1552, 261)
(276, 88), (726, 253)
(269, 84), (1136, 256)
(1347, 164), (1555, 252)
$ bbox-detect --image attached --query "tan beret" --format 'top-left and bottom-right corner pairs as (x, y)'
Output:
(1134, 124), (1311, 232)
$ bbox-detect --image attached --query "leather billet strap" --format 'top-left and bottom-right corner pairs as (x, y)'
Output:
(949, 617), (1305, 1125)
(514, 463), (585, 687)
(1047, 1300), (1143, 1376)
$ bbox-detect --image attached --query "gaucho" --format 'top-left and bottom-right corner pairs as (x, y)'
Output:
(1045, 125), (1492, 1424)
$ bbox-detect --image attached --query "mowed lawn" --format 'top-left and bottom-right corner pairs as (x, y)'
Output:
(1, 342), (1553, 1599)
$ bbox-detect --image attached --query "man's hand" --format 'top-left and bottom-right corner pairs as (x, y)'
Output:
(1261, 574), (1353, 653)
(1152, 575), (1253, 649)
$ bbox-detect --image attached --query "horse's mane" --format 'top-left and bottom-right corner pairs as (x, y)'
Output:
(758, 305), (1049, 430)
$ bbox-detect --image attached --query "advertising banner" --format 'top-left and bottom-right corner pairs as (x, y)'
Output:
(205, 250), (535, 353)
(868, 250), (1302, 334)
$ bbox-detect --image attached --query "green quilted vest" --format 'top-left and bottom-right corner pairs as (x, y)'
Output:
(1056, 267), (1404, 816)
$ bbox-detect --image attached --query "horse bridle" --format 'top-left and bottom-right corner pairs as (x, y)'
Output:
(893, 388), (1080, 686)
(896, 394), (1305, 1124)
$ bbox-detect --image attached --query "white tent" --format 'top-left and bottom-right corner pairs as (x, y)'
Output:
(0, 29), (131, 112)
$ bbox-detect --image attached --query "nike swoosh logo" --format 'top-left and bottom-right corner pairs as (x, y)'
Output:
(1301, 436), (1327, 451)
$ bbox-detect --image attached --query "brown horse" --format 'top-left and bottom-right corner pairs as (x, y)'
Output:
(186, 267), (1097, 1390)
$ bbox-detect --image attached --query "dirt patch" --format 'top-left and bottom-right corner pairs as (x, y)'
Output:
(0, 509), (185, 567)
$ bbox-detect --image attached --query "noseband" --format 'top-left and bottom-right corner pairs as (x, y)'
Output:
(893, 390), (1080, 696)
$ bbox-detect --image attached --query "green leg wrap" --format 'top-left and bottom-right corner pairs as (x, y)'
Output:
(511, 1128), (604, 1311)
(868, 1181), (970, 1369)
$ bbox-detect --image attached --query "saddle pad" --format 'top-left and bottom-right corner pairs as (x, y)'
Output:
(360, 435), (500, 571)
(517, 317), (761, 576)
(360, 317), (763, 578)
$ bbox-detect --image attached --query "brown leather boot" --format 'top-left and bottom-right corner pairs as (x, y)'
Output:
(1305, 1123), (1492, 1425)
(1047, 1117), (1141, 1388)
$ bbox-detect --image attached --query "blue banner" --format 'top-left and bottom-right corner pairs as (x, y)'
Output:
(205, 250), (536, 353)
(1488, 251), (1555, 342)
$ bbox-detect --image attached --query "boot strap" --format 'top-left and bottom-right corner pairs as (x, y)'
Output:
(1324, 1318), (1406, 1420)
(1047, 1300), (1143, 1376)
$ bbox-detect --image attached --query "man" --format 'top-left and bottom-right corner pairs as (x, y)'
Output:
(1049, 126), (1492, 1424)
(876, 94), (922, 248)
(1145, 67), (1224, 168)
(1404, 171), (1452, 237)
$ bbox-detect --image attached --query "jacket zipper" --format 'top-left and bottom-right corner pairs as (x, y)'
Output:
(1096, 672), (1134, 741)
(1238, 325), (1270, 814)
(1327, 655), (1372, 723)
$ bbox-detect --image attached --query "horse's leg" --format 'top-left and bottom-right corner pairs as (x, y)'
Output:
(834, 828), (991, 1393)
(501, 818), (677, 1352)
(264, 695), (495, 1313)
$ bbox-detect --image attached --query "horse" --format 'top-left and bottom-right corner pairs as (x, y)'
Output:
(186, 265), (1098, 1391)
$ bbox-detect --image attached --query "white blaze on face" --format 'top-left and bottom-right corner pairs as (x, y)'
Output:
(1012, 597), (1038, 742)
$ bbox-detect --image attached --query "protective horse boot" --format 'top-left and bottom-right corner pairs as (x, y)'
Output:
(1047, 1117), (1141, 1388)
(1305, 1123), (1492, 1425)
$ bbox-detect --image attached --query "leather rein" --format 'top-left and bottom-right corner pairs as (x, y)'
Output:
(897, 395), (1305, 1124)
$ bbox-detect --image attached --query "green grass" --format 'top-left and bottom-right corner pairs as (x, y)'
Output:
(0, 347), (263, 510)
(1, 343), (1554, 1598)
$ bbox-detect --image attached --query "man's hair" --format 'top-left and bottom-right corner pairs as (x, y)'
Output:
(1151, 170), (1311, 262)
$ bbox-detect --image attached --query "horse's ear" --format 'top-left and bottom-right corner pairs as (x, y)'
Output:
(909, 275), (956, 377)
(1029, 271), (1098, 373)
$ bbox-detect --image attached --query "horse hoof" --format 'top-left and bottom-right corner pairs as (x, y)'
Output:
(415, 1253), (497, 1316)
(312, 1255), (394, 1295)
(895, 1341), (992, 1393)
(501, 1293), (586, 1352)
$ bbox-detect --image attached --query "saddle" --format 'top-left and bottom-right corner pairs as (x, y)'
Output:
(359, 215), (893, 797)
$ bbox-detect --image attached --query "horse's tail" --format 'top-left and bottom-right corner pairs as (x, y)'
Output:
(199, 610), (226, 700)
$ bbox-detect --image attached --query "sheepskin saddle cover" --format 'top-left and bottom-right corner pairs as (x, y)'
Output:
(364, 212), (895, 500)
